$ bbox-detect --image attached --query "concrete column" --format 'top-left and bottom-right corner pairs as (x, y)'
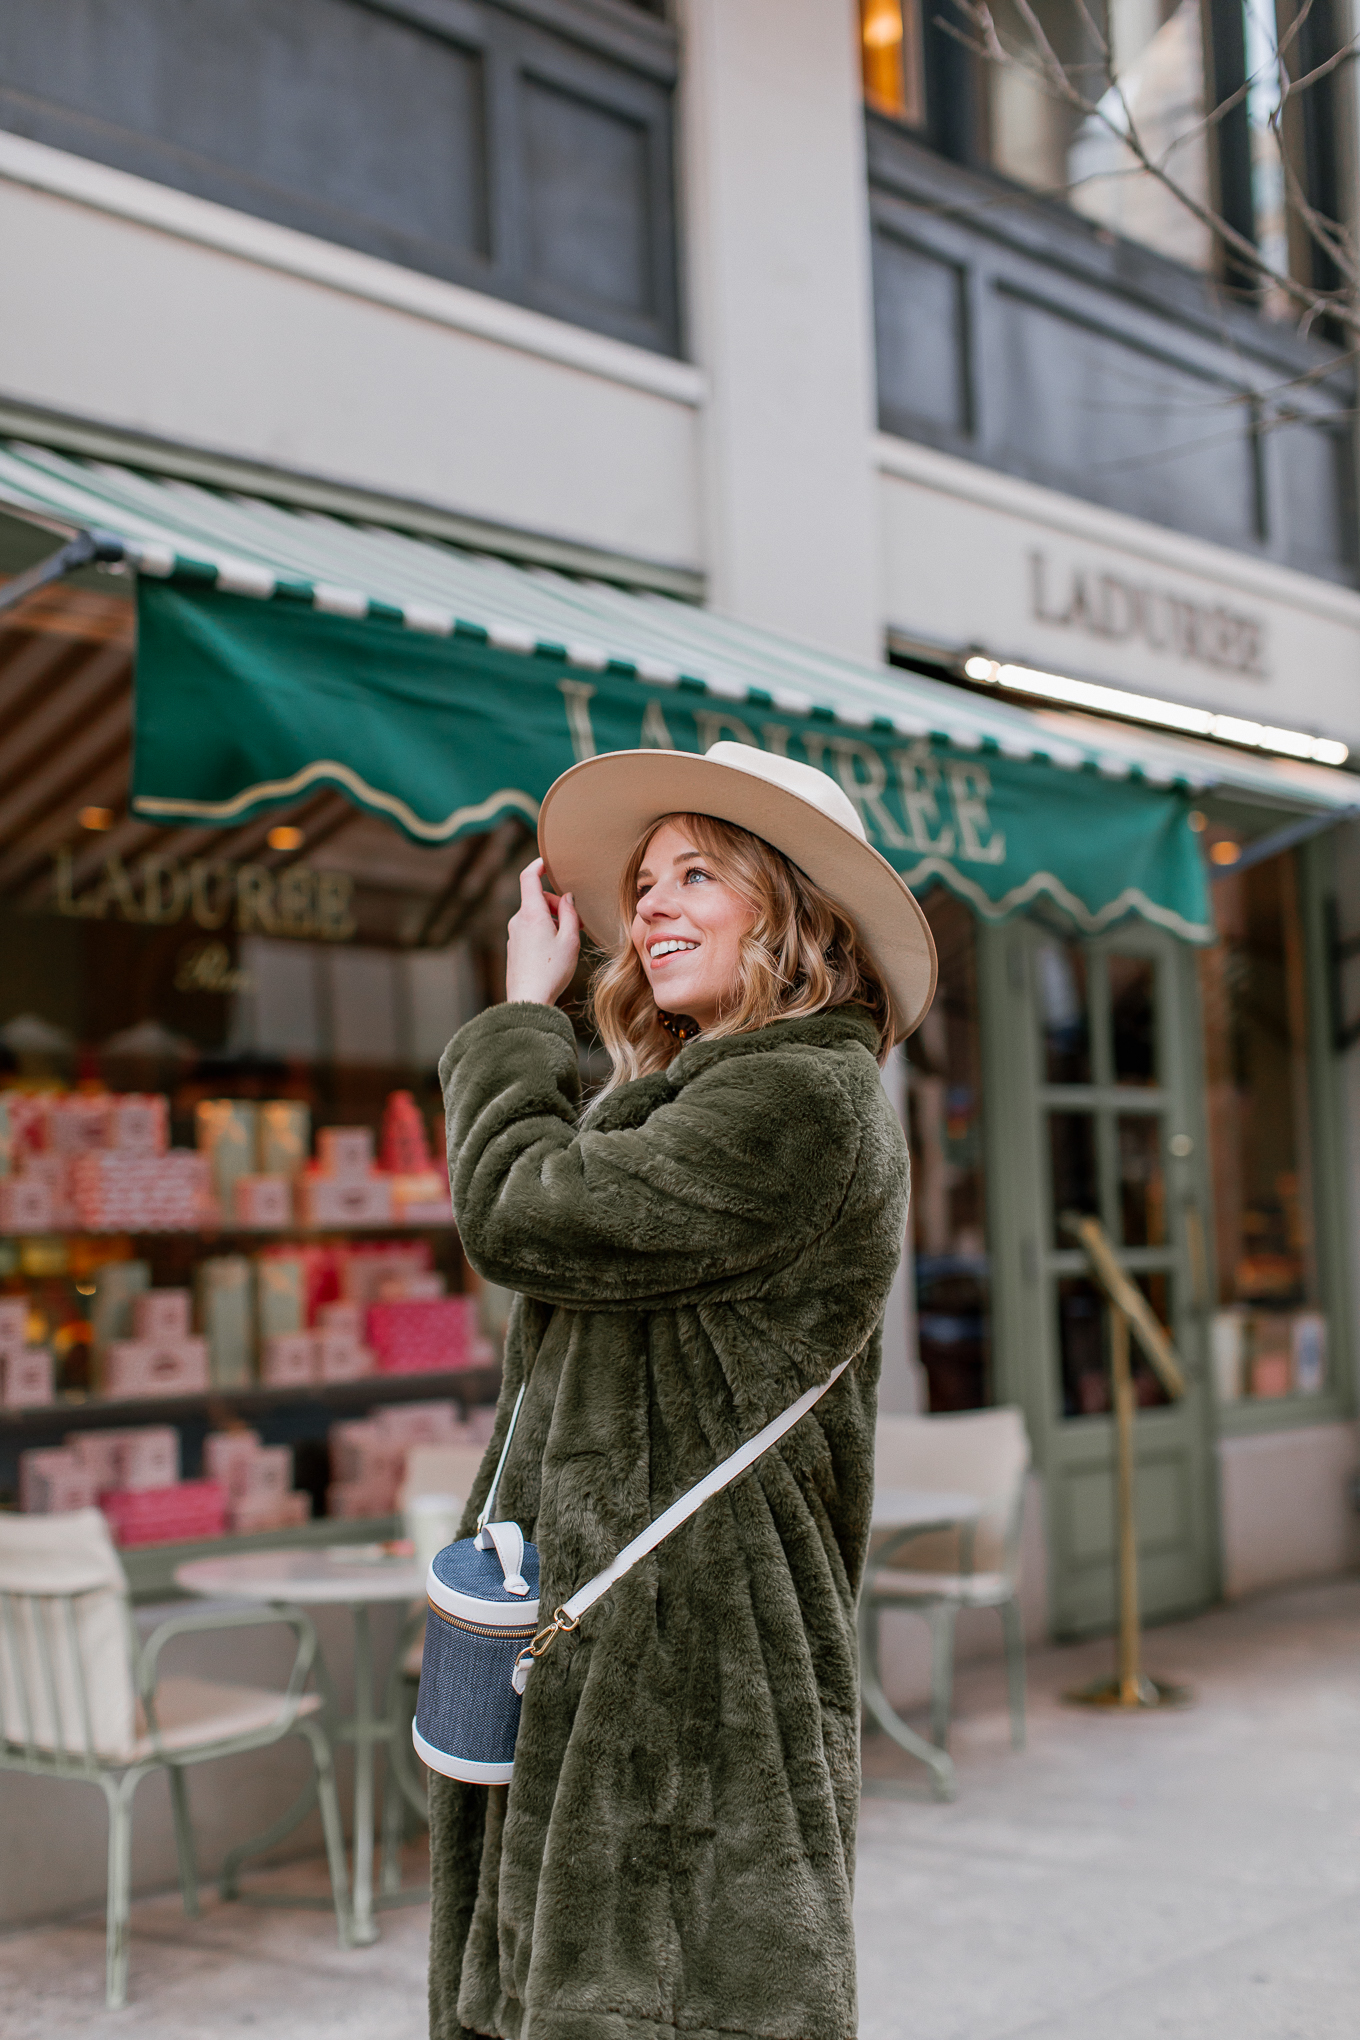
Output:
(677, 0), (883, 661)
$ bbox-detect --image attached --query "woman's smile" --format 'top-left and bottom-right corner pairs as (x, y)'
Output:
(631, 820), (755, 1028)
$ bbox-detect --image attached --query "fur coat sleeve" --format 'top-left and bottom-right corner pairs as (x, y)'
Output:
(429, 1001), (910, 2040)
(443, 1001), (865, 1311)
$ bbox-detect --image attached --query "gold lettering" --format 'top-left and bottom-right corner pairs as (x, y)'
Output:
(141, 854), (188, 925)
(275, 866), (316, 937)
(891, 745), (956, 856)
(946, 763), (1005, 865)
(54, 847), (81, 917)
(88, 853), (143, 922)
(189, 860), (234, 929)
(759, 723), (792, 759)
(639, 701), (675, 749)
(559, 680), (598, 763)
(236, 864), (277, 934)
(174, 938), (252, 994)
(315, 871), (356, 941)
(828, 738), (908, 848)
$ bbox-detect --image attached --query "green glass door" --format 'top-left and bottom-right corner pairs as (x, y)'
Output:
(981, 920), (1219, 1638)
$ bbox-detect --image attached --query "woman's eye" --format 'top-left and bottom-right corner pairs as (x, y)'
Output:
(683, 867), (711, 884)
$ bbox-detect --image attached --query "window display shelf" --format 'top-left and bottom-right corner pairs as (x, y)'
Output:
(122, 1510), (406, 1604)
(0, 1362), (501, 1435)
(0, 1219), (456, 1243)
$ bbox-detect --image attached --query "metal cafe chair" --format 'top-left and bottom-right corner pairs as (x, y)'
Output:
(0, 1509), (349, 2007)
(865, 1408), (1032, 1753)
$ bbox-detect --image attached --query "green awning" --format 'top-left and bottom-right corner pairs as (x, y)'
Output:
(7, 440), (1353, 946)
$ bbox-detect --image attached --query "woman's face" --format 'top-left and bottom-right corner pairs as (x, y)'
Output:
(631, 821), (756, 1031)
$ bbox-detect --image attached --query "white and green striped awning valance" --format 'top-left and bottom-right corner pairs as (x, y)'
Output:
(4, 438), (1352, 944)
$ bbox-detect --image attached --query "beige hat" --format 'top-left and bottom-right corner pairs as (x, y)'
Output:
(537, 741), (938, 1040)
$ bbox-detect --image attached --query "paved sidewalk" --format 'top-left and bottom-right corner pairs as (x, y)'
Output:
(3, 1577), (1358, 2038)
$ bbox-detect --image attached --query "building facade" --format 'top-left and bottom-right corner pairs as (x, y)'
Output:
(1, 0), (1358, 1914)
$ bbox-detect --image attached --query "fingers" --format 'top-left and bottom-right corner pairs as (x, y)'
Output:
(556, 891), (580, 945)
(518, 857), (546, 908)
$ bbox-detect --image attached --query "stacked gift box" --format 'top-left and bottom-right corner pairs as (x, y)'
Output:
(102, 1287), (211, 1397)
(19, 1423), (230, 1544)
(0, 1085), (452, 1236)
(367, 1295), (495, 1375)
(326, 1399), (492, 1519)
(0, 1091), (209, 1233)
(0, 1295), (55, 1408)
(202, 1430), (313, 1534)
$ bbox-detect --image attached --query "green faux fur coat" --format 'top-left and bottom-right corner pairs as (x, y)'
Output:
(429, 1001), (910, 2040)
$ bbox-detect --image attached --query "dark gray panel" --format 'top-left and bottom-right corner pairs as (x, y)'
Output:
(1272, 415), (1350, 574)
(997, 292), (1261, 548)
(866, 116), (1355, 581)
(0, 0), (680, 354)
(521, 76), (650, 313)
(873, 230), (969, 434)
(0, 0), (489, 261)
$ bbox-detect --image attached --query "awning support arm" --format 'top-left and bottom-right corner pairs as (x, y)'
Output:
(1210, 803), (1360, 882)
(0, 528), (127, 617)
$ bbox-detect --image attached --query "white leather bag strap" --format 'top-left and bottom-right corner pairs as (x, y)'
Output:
(511, 1357), (852, 1688)
(476, 1379), (527, 1536)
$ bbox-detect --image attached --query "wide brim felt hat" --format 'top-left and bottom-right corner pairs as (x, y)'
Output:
(537, 741), (938, 1041)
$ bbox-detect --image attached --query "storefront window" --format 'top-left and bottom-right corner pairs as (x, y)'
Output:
(907, 889), (991, 1410)
(0, 572), (523, 1533)
(1199, 846), (1326, 1402)
(864, 0), (1341, 300)
(1035, 935), (1174, 1418)
(860, 0), (926, 124)
(1064, 0), (1214, 271)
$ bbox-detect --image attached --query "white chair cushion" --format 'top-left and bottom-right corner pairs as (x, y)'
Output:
(132, 1677), (320, 1760)
(0, 1510), (134, 1758)
(870, 1568), (1013, 1608)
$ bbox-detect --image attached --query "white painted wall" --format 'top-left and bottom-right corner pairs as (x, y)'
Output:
(678, 0), (882, 661)
(0, 135), (702, 573)
(1218, 1424), (1360, 1599)
(877, 439), (1360, 747)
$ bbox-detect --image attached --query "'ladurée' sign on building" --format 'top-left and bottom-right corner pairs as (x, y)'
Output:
(1029, 551), (1268, 678)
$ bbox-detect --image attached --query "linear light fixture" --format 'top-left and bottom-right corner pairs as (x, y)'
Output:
(961, 655), (1350, 769)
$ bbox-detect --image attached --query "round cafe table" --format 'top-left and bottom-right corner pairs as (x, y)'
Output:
(860, 1487), (984, 1802)
(176, 1544), (424, 1946)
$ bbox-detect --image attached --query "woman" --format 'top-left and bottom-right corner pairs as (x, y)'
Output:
(429, 741), (936, 2040)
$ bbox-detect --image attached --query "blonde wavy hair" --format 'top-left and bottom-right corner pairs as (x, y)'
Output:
(589, 811), (894, 1091)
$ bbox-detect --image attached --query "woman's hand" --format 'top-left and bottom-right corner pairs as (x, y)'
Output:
(505, 858), (581, 1007)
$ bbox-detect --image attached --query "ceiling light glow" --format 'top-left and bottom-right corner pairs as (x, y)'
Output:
(966, 658), (1350, 768)
(267, 825), (304, 852)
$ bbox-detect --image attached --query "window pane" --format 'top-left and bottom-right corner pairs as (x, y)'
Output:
(1199, 849), (1324, 1403)
(1057, 1273), (1174, 1418)
(1048, 1111), (1098, 1246)
(1068, 0), (1213, 270)
(1109, 953), (1158, 1085)
(908, 890), (991, 1411)
(1057, 1275), (1108, 1416)
(984, 0), (1214, 274)
(1037, 941), (1091, 1083)
(1131, 1272), (1174, 1407)
(860, 0), (925, 123)
(1118, 1114), (1166, 1245)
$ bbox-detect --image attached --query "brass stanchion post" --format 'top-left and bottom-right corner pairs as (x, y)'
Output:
(1109, 1306), (1141, 1706)
(1062, 1213), (1192, 1713)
